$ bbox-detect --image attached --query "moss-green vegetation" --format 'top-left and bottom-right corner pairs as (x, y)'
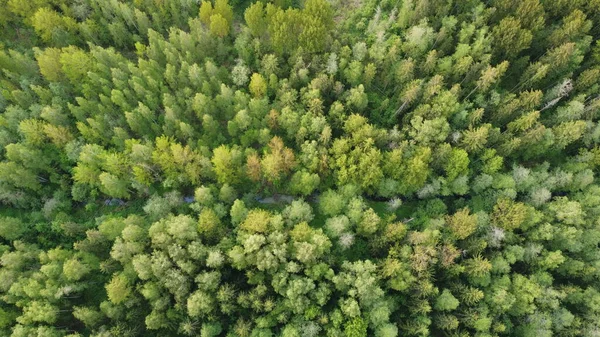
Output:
(2, 0), (600, 336)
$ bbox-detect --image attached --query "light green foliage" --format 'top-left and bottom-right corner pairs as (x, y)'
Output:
(201, 322), (222, 337)
(231, 59), (250, 86)
(346, 85), (369, 112)
(0, 216), (26, 240)
(210, 14), (229, 37)
(59, 46), (93, 83)
(198, 208), (222, 242)
(383, 145), (432, 195)
(199, 1), (213, 25)
(357, 208), (380, 236)
(282, 199), (314, 226)
(319, 189), (346, 216)
(218, 183), (236, 203)
(152, 136), (208, 187)
(267, 0), (333, 54)
(199, 0), (232, 38)
(195, 186), (214, 206)
(330, 115), (384, 193)
(553, 120), (586, 149)
(491, 198), (529, 230)
(214, 0), (233, 24)
(31, 7), (77, 44)
(548, 197), (585, 225)
(106, 274), (131, 304)
(212, 145), (244, 185)
(241, 209), (272, 233)
(256, 136), (296, 185)
(230, 199), (248, 225)
(99, 172), (130, 199)
(18, 119), (46, 146)
(249, 73), (267, 97)
(446, 207), (478, 239)
(299, 0), (334, 53)
(62, 258), (90, 281)
(444, 148), (470, 181)
(435, 289), (460, 311)
(289, 170), (320, 196)
(344, 317), (367, 337)
(2, 0), (600, 336)
(244, 2), (267, 37)
(98, 217), (127, 240)
(143, 191), (183, 220)
(72, 306), (103, 328)
(35, 48), (63, 82)
(290, 222), (331, 264)
(325, 215), (350, 238)
(160, 214), (198, 243)
(18, 301), (57, 324)
(375, 324), (398, 337)
(492, 17), (533, 59)
(187, 290), (214, 317)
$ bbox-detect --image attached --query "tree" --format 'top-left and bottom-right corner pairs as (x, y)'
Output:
(214, 0), (233, 25)
(553, 121), (586, 149)
(319, 189), (346, 216)
(99, 172), (130, 199)
(198, 208), (223, 242)
(35, 48), (63, 82)
(330, 115), (384, 193)
(435, 289), (460, 311)
(357, 208), (380, 236)
(491, 198), (529, 231)
(59, 47), (93, 83)
(444, 148), (470, 181)
(18, 301), (58, 325)
(289, 170), (320, 196)
(492, 17), (533, 60)
(0, 216), (26, 240)
(344, 317), (367, 337)
(298, 0), (334, 53)
(548, 10), (591, 48)
(152, 136), (208, 187)
(106, 274), (131, 304)
(249, 73), (267, 97)
(212, 145), (244, 185)
(230, 199), (248, 225)
(199, 1), (214, 26)
(345, 85), (369, 112)
(73, 306), (103, 328)
(268, 7), (302, 55)
(465, 61), (509, 99)
(260, 136), (296, 186)
(445, 207), (477, 239)
(165, 214), (198, 242)
(210, 14), (229, 37)
(98, 217), (127, 241)
(188, 290), (215, 317)
(31, 8), (77, 45)
(240, 209), (271, 233)
(5, 2), (600, 336)
(231, 59), (250, 86)
(282, 199), (314, 226)
(144, 192), (183, 220)
(245, 2), (267, 37)
(18, 119), (46, 146)
(63, 258), (91, 281)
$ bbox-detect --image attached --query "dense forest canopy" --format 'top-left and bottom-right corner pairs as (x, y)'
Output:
(2, 0), (600, 336)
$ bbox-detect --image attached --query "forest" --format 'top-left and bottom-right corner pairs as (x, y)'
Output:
(1, 0), (600, 336)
